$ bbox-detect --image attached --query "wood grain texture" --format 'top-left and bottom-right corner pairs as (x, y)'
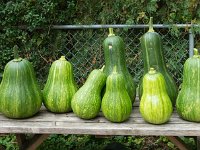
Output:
(0, 104), (199, 136)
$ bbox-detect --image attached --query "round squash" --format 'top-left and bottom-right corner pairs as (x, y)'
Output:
(101, 67), (132, 123)
(103, 28), (136, 102)
(139, 17), (178, 106)
(71, 67), (106, 119)
(0, 46), (42, 118)
(176, 48), (200, 122)
(43, 56), (77, 113)
(140, 68), (173, 124)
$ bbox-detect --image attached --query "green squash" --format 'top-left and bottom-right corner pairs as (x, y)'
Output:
(103, 28), (136, 102)
(139, 17), (178, 106)
(101, 67), (132, 123)
(43, 56), (77, 113)
(140, 68), (173, 124)
(176, 48), (200, 122)
(0, 46), (42, 118)
(71, 67), (106, 119)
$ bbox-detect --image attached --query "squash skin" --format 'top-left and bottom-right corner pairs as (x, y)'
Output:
(139, 18), (178, 106)
(43, 56), (77, 113)
(0, 58), (42, 118)
(101, 69), (132, 123)
(71, 69), (106, 119)
(140, 68), (173, 124)
(103, 29), (136, 102)
(176, 50), (200, 122)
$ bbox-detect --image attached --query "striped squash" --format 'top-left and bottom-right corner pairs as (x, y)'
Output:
(0, 46), (42, 118)
(71, 67), (106, 119)
(101, 67), (132, 123)
(176, 49), (200, 122)
(43, 56), (77, 113)
(140, 68), (173, 124)
(103, 28), (136, 102)
(139, 17), (178, 106)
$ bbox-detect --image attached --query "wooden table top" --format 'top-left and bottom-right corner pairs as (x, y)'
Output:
(0, 103), (199, 136)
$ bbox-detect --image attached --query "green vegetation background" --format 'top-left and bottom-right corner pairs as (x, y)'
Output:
(0, 0), (200, 149)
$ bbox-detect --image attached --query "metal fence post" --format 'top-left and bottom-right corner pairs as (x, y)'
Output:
(189, 29), (194, 57)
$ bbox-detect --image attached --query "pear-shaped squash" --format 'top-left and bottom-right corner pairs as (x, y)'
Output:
(101, 68), (132, 123)
(71, 67), (106, 119)
(176, 49), (200, 122)
(103, 28), (136, 102)
(139, 17), (177, 106)
(0, 46), (42, 118)
(140, 68), (173, 124)
(43, 56), (77, 113)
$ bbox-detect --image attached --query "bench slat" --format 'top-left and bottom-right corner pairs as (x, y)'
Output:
(0, 105), (199, 136)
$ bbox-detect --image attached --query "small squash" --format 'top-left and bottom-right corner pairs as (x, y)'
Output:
(71, 67), (106, 119)
(0, 46), (42, 118)
(176, 48), (200, 122)
(43, 56), (77, 113)
(101, 67), (132, 123)
(140, 68), (173, 124)
(103, 28), (136, 102)
(139, 17), (178, 105)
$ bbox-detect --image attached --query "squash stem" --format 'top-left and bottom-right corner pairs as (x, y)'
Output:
(149, 67), (156, 74)
(60, 56), (66, 61)
(193, 48), (199, 56)
(108, 28), (115, 36)
(148, 17), (155, 32)
(13, 45), (19, 59)
(100, 65), (105, 71)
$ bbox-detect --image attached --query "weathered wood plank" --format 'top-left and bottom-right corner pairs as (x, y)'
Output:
(0, 107), (179, 122)
(0, 121), (55, 127)
(0, 103), (198, 136)
(0, 122), (199, 136)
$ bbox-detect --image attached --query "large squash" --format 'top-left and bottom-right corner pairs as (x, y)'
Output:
(71, 67), (106, 119)
(176, 48), (200, 122)
(103, 28), (136, 102)
(43, 56), (77, 113)
(139, 17), (177, 105)
(140, 68), (173, 124)
(101, 67), (132, 123)
(0, 46), (42, 118)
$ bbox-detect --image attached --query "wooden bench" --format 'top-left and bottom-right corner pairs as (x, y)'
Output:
(0, 100), (199, 150)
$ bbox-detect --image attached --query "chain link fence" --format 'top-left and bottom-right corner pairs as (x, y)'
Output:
(48, 27), (189, 88)
(0, 25), (192, 88)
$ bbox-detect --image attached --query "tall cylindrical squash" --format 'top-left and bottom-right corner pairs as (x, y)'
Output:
(176, 48), (200, 122)
(43, 56), (77, 113)
(140, 68), (173, 124)
(139, 17), (178, 106)
(103, 29), (136, 102)
(0, 46), (42, 118)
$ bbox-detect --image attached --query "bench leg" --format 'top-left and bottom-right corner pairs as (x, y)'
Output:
(196, 136), (200, 150)
(167, 136), (191, 150)
(16, 134), (49, 150)
(16, 134), (27, 150)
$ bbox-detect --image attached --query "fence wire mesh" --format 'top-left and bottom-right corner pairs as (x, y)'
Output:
(46, 28), (189, 88)
(0, 26), (190, 88)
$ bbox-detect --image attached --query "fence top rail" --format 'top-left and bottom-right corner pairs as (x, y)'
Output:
(52, 24), (199, 29)
(0, 24), (199, 30)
